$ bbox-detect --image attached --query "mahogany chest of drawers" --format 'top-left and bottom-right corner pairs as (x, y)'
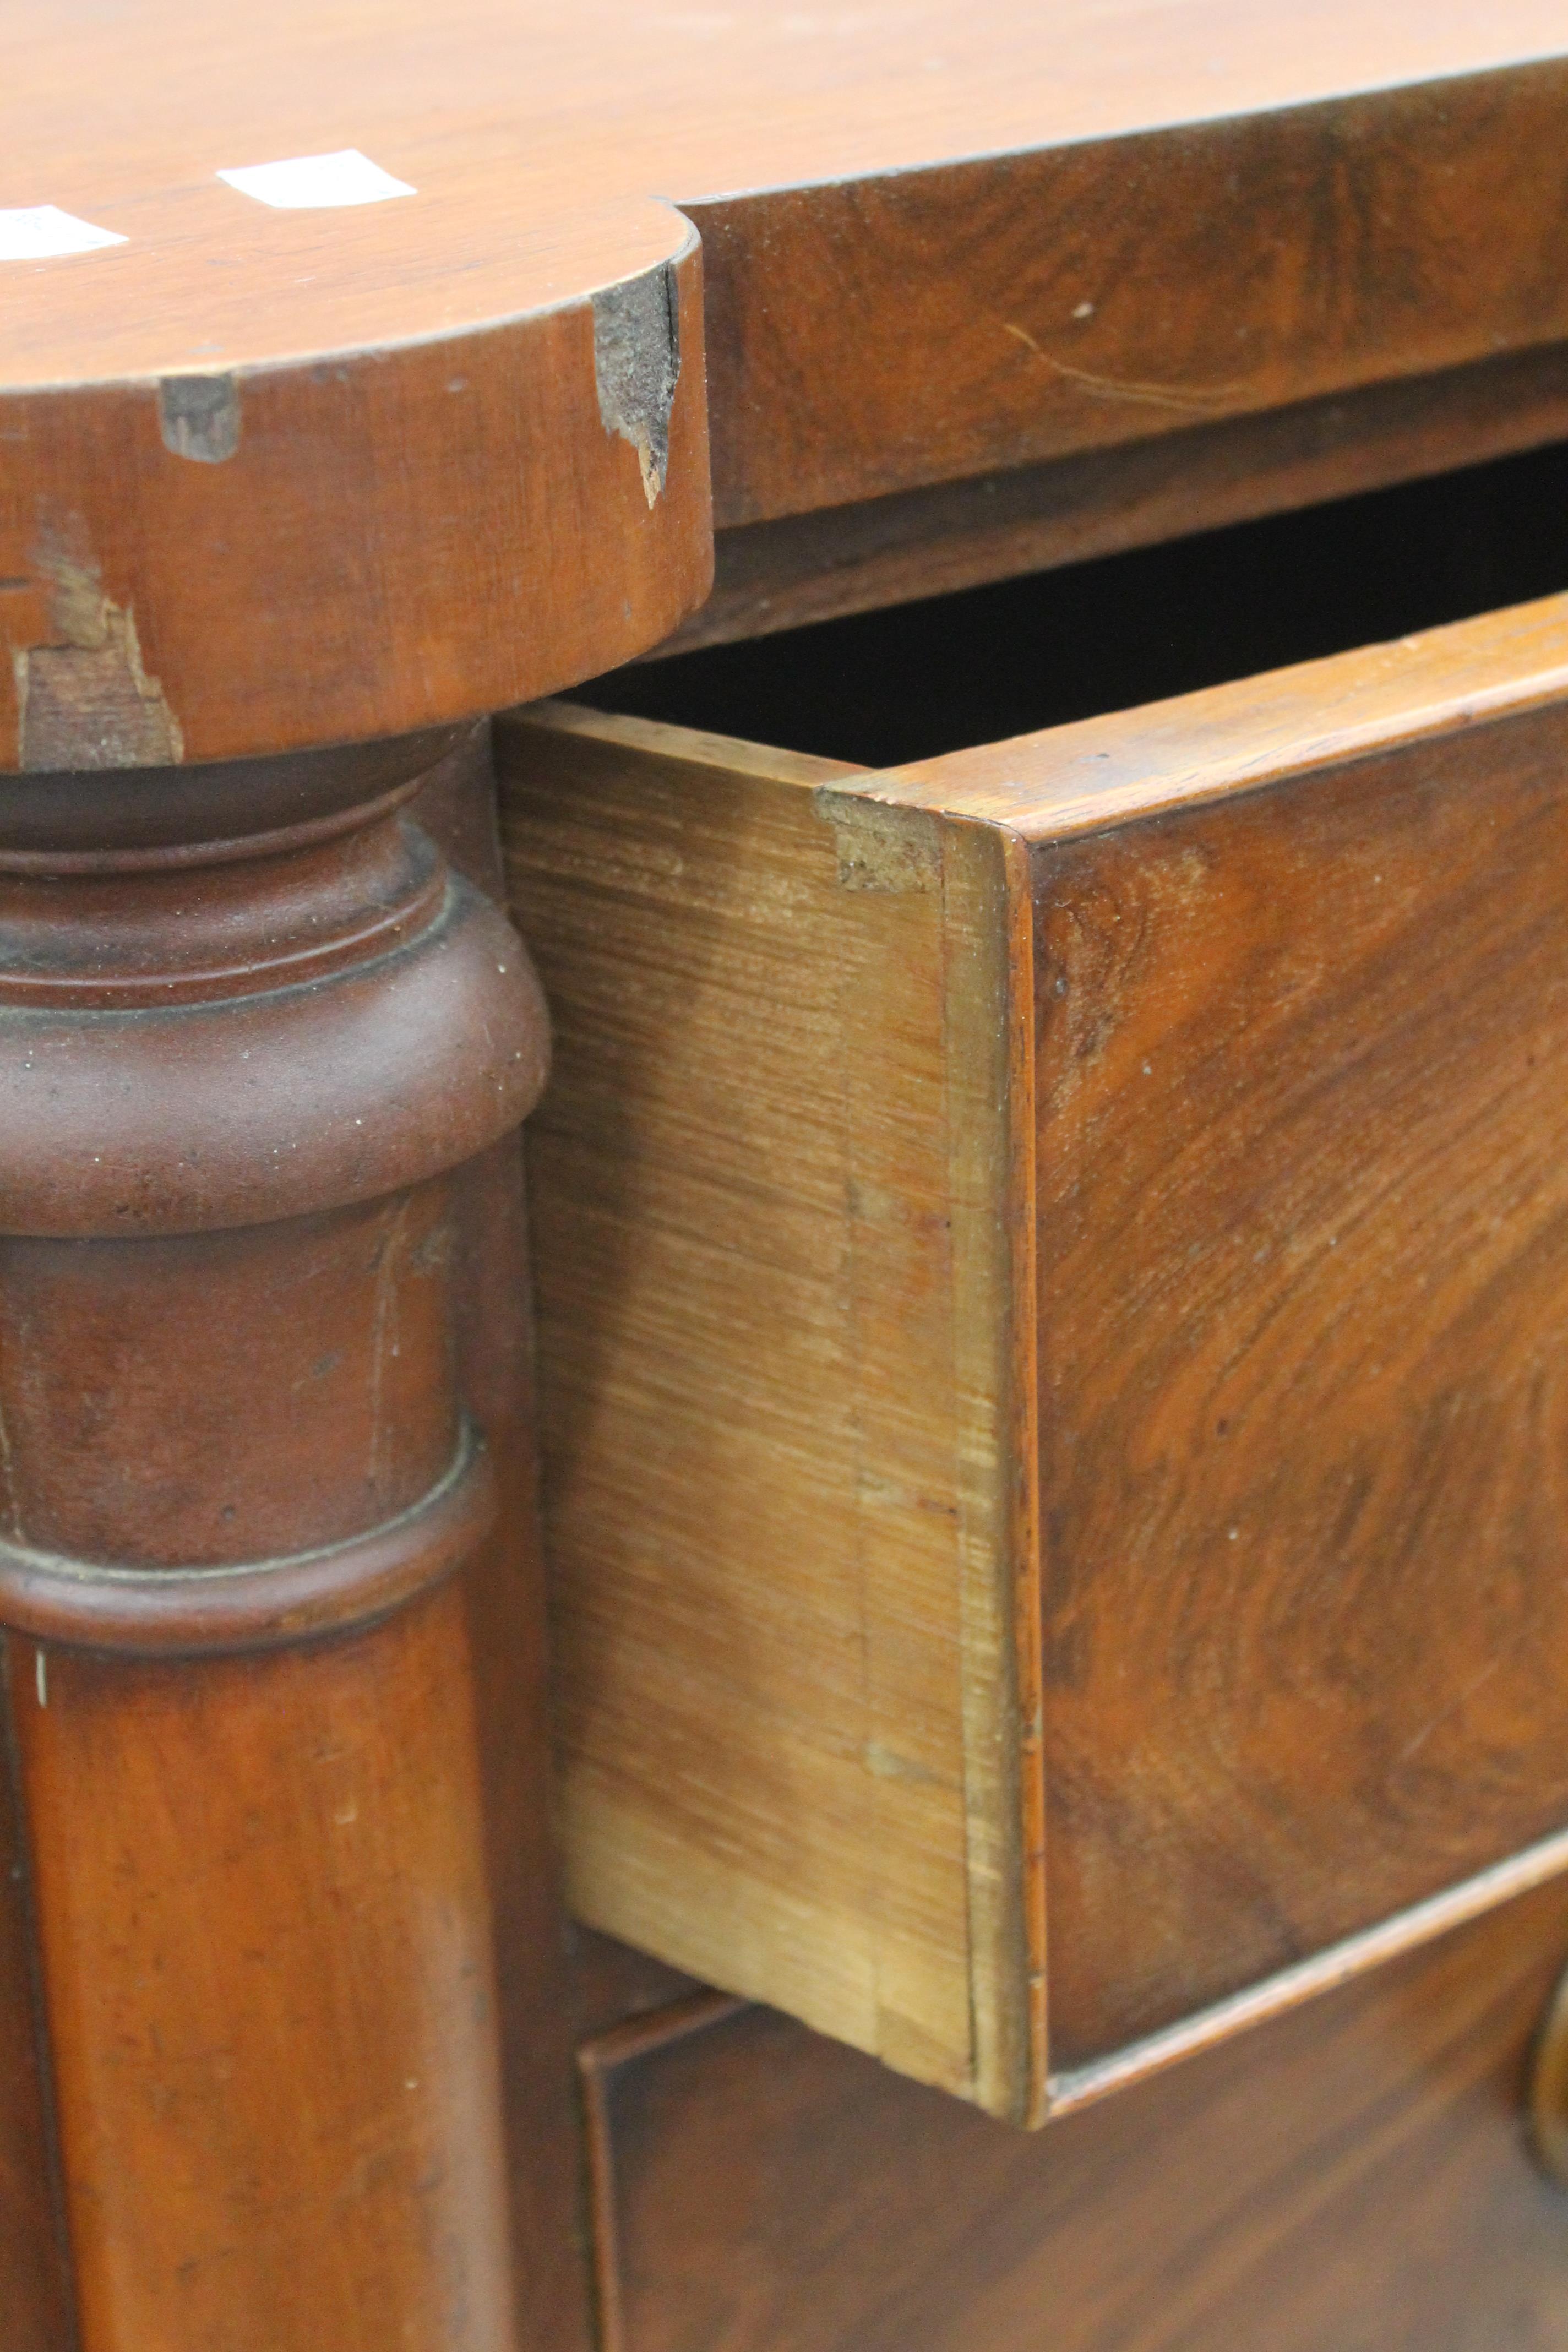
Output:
(8, 6), (1568, 2347)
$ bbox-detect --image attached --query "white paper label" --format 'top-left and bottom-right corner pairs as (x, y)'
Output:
(0, 205), (126, 260)
(216, 149), (416, 210)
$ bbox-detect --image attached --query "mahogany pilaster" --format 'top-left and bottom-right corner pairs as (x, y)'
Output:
(0, 35), (715, 2337)
(0, 737), (551, 2349)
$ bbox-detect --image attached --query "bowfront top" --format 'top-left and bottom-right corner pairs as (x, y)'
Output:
(3, 0), (1566, 763)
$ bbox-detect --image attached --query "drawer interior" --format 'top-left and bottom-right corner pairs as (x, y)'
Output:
(583, 434), (1568, 763)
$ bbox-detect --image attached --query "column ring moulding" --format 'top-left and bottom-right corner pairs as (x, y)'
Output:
(0, 83), (713, 2352)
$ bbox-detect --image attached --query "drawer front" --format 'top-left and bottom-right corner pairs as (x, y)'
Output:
(1019, 697), (1568, 2071)
(500, 591), (1568, 2122)
(580, 1884), (1568, 2352)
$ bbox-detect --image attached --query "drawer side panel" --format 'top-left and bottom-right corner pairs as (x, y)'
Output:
(500, 706), (1027, 2104)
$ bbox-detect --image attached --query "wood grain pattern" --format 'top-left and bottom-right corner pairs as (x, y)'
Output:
(500, 703), (1000, 2105)
(660, 341), (1568, 655)
(687, 56), (1568, 526)
(0, 1658), (73, 2352)
(875, 589), (1568, 2067)
(9, 1), (1568, 763)
(505, 589), (1568, 2120)
(1038, 712), (1568, 2051)
(589, 1881), (1568, 2352)
(876, 585), (1568, 837)
(416, 737), (596, 2352)
(0, 225), (709, 766)
(17, 4), (1568, 2334)
(13, 1589), (513, 2352)
(577, 1991), (747, 2352)
(502, 701), (1044, 2114)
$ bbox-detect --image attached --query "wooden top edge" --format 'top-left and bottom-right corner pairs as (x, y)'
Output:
(674, 44), (1568, 211)
(0, 227), (713, 768)
(4, 3), (1565, 390)
(499, 699), (863, 790)
(863, 592), (1568, 840)
(0, 182), (695, 396)
(0, 211), (702, 404)
(10, 4), (1566, 199)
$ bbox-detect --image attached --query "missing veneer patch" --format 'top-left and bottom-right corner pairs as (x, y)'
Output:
(159, 373), (240, 464)
(816, 790), (939, 892)
(593, 265), (681, 506)
(13, 521), (183, 769)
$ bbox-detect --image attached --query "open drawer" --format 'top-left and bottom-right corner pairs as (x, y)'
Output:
(499, 471), (1568, 2126)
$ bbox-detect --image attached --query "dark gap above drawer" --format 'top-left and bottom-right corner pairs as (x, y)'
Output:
(579, 438), (1568, 770)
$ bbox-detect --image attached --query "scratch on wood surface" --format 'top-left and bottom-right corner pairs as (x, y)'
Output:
(1396, 1652), (1508, 1766)
(593, 264), (681, 505)
(13, 515), (183, 768)
(159, 372), (241, 463)
(1001, 321), (1245, 416)
(864, 1741), (947, 1789)
(368, 1201), (411, 1498)
(0, 1385), (19, 1542)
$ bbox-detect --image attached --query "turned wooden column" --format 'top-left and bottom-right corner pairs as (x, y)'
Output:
(0, 738), (539, 2346)
(0, 519), (712, 2340)
(0, 48), (711, 2340)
